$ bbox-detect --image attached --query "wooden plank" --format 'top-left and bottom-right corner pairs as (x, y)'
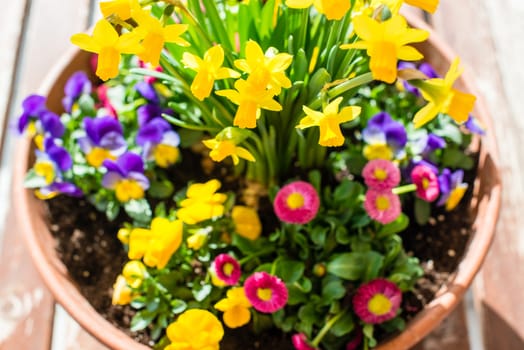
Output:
(0, 0), (92, 349)
(432, 0), (524, 348)
(0, 0), (29, 159)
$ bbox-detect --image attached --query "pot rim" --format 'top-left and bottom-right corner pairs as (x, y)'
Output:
(12, 12), (501, 350)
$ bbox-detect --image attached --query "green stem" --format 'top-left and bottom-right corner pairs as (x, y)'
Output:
(308, 72), (374, 110)
(392, 184), (417, 195)
(238, 248), (275, 265)
(311, 310), (347, 347)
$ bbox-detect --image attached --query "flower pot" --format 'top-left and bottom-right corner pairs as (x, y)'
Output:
(13, 14), (501, 350)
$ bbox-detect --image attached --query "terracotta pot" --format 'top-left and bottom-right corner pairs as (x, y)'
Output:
(13, 14), (501, 350)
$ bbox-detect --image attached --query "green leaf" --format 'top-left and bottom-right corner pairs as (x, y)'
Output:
(377, 213), (409, 238)
(105, 201), (120, 221)
(327, 252), (383, 280)
(130, 310), (156, 331)
(170, 299), (187, 314)
(321, 277), (346, 302)
(330, 312), (354, 337)
(414, 198), (430, 225)
(192, 284), (212, 302)
(363, 323), (377, 348)
(148, 180), (174, 199)
(276, 260), (305, 283)
(124, 199), (152, 225)
(441, 147), (474, 170)
(23, 169), (48, 188)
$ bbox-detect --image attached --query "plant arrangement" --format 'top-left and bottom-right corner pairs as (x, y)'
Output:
(16, 0), (486, 349)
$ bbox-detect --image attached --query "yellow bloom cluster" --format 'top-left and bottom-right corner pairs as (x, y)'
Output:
(165, 309), (224, 350)
(214, 287), (252, 328)
(177, 180), (227, 225)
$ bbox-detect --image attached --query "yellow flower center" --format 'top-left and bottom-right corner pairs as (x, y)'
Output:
(367, 293), (392, 316)
(153, 144), (179, 168)
(373, 168), (388, 181)
(375, 195), (391, 211)
(115, 179), (145, 202)
(422, 177), (430, 190)
(223, 262), (234, 276)
(363, 143), (393, 160)
(286, 192), (305, 209)
(257, 288), (273, 301)
(86, 147), (115, 168)
(34, 161), (55, 184)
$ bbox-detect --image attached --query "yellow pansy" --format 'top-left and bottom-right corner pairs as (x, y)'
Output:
(187, 228), (211, 250)
(122, 260), (147, 288)
(86, 147), (116, 168)
(202, 138), (255, 165)
(214, 287), (252, 328)
(296, 97), (361, 147)
(286, 0), (351, 21)
(217, 79), (283, 129)
(71, 19), (143, 80)
(234, 40), (292, 95)
(34, 161), (55, 184)
(182, 45), (241, 101)
(340, 15), (428, 84)
(363, 143), (394, 160)
(134, 10), (190, 67)
(115, 179), (145, 202)
(411, 58), (476, 128)
(446, 185), (468, 211)
(99, 0), (141, 20)
(127, 218), (183, 269)
(177, 180), (228, 225)
(153, 144), (180, 168)
(165, 309), (224, 350)
(112, 275), (133, 305)
(231, 206), (262, 240)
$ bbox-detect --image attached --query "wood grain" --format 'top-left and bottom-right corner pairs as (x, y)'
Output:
(433, 0), (524, 348)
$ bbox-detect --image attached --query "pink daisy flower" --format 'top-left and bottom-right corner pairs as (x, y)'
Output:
(292, 333), (318, 350)
(213, 254), (241, 286)
(364, 189), (401, 224)
(362, 159), (400, 191)
(411, 164), (440, 202)
(273, 181), (320, 224)
(244, 272), (288, 313)
(352, 279), (402, 324)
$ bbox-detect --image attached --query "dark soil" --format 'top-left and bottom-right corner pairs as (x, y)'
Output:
(44, 150), (476, 349)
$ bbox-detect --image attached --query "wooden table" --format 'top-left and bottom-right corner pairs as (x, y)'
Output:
(1, 1), (523, 349)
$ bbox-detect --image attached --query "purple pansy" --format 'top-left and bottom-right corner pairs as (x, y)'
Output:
(40, 111), (65, 138)
(102, 152), (150, 202)
(398, 61), (439, 97)
(62, 71), (92, 112)
(437, 168), (468, 210)
(135, 81), (159, 104)
(136, 117), (180, 168)
(17, 95), (48, 134)
(43, 137), (72, 172)
(362, 112), (407, 158)
(137, 103), (174, 127)
(464, 115), (486, 135)
(78, 116), (127, 167)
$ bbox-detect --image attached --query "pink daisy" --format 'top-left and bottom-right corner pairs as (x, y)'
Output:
(273, 181), (320, 224)
(362, 159), (400, 191)
(213, 254), (241, 286)
(244, 272), (288, 313)
(411, 164), (440, 202)
(352, 279), (402, 324)
(363, 189), (401, 224)
(292, 333), (318, 350)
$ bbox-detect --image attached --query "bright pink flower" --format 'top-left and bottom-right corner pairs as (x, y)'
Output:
(411, 164), (440, 202)
(244, 272), (288, 313)
(362, 159), (400, 190)
(292, 333), (318, 350)
(213, 254), (241, 285)
(364, 189), (401, 224)
(273, 181), (320, 224)
(352, 279), (402, 324)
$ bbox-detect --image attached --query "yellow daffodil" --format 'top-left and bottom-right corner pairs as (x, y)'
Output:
(234, 41), (292, 95)
(99, 0), (141, 20)
(352, 0), (438, 16)
(134, 10), (189, 67)
(177, 180), (228, 224)
(71, 19), (143, 80)
(341, 15), (428, 83)
(127, 218), (183, 269)
(182, 45), (241, 101)
(404, 0), (439, 13)
(214, 287), (252, 328)
(296, 97), (361, 147)
(165, 309), (224, 350)
(217, 79), (283, 128)
(286, 0), (351, 21)
(202, 137), (255, 165)
(122, 260), (147, 288)
(411, 58), (476, 128)
(231, 206), (262, 240)
(111, 275), (133, 305)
